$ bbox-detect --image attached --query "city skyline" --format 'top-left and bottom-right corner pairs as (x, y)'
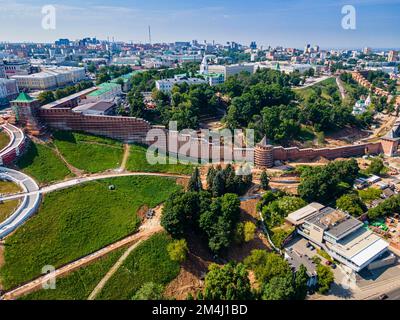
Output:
(1, 0), (400, 48)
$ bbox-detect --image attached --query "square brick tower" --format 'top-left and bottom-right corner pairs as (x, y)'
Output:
(10, 92), (45, 136)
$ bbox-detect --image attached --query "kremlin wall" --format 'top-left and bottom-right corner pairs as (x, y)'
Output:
(6, 85), (400, 168)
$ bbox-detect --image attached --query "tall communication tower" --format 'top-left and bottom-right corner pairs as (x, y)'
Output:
(148, 25), (152, 45)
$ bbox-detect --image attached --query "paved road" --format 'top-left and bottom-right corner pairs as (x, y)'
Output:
(0, 167), (41, 239)
(0, 123), (25, 165)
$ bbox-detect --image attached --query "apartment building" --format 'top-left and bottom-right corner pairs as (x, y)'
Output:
(286, 203), (390, 272)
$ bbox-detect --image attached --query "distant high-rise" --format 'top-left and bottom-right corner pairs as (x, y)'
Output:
(388, 50), (398, 62)
(55, 38), (70, 46)
(250, 41), (257, 50)
(363, 47), (372, 55)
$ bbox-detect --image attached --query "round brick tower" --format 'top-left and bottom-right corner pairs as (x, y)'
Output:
(255, 136), (274, 168)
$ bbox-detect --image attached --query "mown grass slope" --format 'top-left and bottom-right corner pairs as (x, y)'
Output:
(127, 144), (194, 175)
(53, 131), (124, 173)
(17, 142), (72, 184)
(20, 249), (124, 300)
(0, 176), (181, 290)
(97, 232), (180, 300)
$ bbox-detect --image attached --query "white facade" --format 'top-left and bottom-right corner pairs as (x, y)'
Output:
(0, 78), (19, 100)
(11, 66), (86, 90)
(207, 63), (256, 78)
(287, 204), (389, 272)
(156, 76), (207, 93)
(0, 61), (5, 78)
(4, 60), (30, 77)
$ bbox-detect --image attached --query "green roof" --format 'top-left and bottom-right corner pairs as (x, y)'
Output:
(87, 82), (121, 97)
(11, 92), (35, 103)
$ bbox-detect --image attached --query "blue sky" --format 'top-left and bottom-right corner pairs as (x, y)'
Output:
(1, 0), (399, 48)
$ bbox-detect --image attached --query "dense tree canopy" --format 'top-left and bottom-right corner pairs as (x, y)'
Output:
(161, 191), (241, 253)
(298, 159), (360, 203)
(203, 263), (252, 300)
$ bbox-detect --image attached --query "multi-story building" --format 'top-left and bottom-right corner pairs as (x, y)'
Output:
(286, 203), (391, 272)
(11, 66), (86, 90)
(4, 60), (31, 77)
(388, 50), (398, 62)
(0, 60), (6, 78)
(155, 75), (207, 93)
(207, 63), (256, 79)
(0, 78), (19, 105)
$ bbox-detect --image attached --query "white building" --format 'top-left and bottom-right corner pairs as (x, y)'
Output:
(11, 66), (86, 90)
(256, 61), (313, 74)
(0, 78), (19, 104)
(353, 95), (371, 115)
(155, 75), (207, 93)
(286, 203), (390, 272)
(207, 63), (256, 78)
(0, 61), (5, 78)
(3, 60), (31, 77)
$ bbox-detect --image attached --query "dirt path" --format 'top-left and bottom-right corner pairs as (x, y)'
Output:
(87, 206), (163, 300)
(336, 76), (347, 100)
(0, 205), (164, 300)
(53, 145), (85, 177)
(119, 144), (130, 171)
(87, 238), (145, 300)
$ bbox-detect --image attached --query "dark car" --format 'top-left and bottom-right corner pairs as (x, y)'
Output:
(331, 264), (337, 269)
(378, 294), (388, 300)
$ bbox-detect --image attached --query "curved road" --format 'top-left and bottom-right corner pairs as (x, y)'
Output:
(0, 168), (40, 239)
(0, 123), (25, 166)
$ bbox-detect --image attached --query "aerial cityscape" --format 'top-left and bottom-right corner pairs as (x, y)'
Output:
(1, 0), (400, 307)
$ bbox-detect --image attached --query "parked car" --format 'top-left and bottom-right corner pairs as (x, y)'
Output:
(331, 264), (337, 269)
(325, 260), (332, 266)
(378, 294), (388, 300)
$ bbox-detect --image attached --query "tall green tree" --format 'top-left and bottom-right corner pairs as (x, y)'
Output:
(260, 170), (269, 190)
(203, 263), (252, 300)
(188, 167), (203, 192)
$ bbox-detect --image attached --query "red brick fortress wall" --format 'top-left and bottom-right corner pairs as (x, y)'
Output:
(38, 108), (151, 143)
(271, 142), (382, 163)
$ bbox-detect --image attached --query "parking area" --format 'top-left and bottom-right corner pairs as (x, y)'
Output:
(285, 236), (355, 297)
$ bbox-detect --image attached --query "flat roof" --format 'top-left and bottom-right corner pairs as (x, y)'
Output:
(326, 227), (388, 263)
(325, 216), (363, 240)
(73, 101), (114, 113)
(87, 82), (121, 97)
(41, 87), (97, 109)
(286, 203), (325, 225)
